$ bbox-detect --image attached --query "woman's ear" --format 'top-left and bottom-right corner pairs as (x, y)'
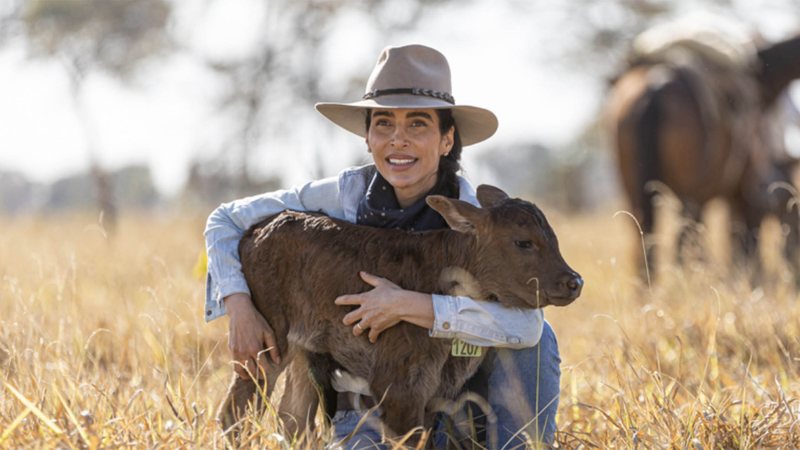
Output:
(442, 126), (455, 155)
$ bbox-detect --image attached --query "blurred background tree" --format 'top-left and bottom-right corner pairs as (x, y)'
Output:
(187, 0), (474, 206)
(2, 0), (172, 223)
(0, 0), (797, 214)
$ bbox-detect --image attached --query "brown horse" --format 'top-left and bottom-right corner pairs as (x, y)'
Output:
(605, 25), (800, 281)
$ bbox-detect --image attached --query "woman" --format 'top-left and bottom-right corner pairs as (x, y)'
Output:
(204, 44), (561, 448)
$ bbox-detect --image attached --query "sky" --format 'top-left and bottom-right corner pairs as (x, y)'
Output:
(0, 0), (798, 196)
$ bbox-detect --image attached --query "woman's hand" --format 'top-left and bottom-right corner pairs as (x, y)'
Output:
(335, 271), (434, 343)
(224, 293), (281, 379)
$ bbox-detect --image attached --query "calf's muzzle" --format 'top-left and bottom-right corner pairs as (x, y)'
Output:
(546, 271), (583, 306)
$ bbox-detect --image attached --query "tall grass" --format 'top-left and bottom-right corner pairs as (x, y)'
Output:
(0, 209), (798, 448)
(549, 201), (800, 449)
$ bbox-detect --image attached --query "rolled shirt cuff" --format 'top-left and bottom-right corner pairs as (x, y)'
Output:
(429, 294), (542, 348)
(204, 273), (251, 322)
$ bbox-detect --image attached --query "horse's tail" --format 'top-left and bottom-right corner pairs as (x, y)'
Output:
(633, 68), (669, 233)
(633, 66), (709, 231)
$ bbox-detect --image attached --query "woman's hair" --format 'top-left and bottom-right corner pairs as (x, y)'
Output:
(365, 109), (464, 194)
(435, 109), (463, 194)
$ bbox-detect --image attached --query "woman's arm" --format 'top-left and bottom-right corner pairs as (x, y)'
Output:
(223, 292), (281, 378)
(429, 294), (544, 348)
(204, 174), (346, 378)
(204, 177), (343, 320)
(335, 272), (544, 349)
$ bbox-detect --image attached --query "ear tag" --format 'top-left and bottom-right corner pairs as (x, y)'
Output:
(451, 339), (482, 357)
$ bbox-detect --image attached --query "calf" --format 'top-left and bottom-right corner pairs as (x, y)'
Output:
(218, 185), (582, 441)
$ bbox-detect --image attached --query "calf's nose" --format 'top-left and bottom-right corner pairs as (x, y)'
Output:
(558, 272), (583, 298)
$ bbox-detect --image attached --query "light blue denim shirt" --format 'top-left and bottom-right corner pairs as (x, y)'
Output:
(204, 164), (543, 348)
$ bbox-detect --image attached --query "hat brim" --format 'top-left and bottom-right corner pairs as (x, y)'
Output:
(315, 94), (498, 146)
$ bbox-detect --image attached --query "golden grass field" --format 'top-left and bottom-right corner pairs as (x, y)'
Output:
(1, 202), (799, 449)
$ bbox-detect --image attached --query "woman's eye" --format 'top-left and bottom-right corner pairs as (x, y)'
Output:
(515, 240), (534, 249)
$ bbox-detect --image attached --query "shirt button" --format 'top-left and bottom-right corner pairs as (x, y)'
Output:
(442, 322), (451, 330)
(206, 310), (212, 316)
(508, 337), (520, 344)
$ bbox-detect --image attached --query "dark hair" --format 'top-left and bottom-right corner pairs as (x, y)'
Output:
(364, 109), (463, 194)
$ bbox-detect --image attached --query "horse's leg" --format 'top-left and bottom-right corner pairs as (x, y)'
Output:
(729, 195), (762, 280)
(676, 200), (705, 266)
(771, 164), (800, 284)
(637, 200), (658, 283)
(783, 208), (800, 286)
(622, 180), (656, 281)
(615, 140), (654, 281)
(782, 203), (800, 284)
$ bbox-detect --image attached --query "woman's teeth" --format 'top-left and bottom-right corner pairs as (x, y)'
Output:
(389, 158), (415, 165)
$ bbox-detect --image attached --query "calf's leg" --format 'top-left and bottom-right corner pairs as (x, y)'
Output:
(217, 362), (284, 435)
(278, 351), (333, 438)
(371, 360), (442, 444)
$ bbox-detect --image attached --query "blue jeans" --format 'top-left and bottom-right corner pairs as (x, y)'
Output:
(488, 320), (561, 447)
(329, 410), (384, 450)
(329, 321), (561, 449)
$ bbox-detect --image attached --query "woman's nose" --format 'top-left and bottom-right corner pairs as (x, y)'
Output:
(390, 127), (408, 147)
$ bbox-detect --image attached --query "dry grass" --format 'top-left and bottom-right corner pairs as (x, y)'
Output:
(1, 207), (798, 449)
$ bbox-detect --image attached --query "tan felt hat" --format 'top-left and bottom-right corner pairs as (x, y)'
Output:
(315, 44), (498, 146)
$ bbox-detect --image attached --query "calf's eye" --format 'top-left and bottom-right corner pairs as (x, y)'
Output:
(514, 240), (533, 249)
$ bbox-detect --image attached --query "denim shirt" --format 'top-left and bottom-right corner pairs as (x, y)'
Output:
(204, 164), (544, 348)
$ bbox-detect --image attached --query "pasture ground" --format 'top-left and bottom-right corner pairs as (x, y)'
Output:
(1, 205), (798, 448)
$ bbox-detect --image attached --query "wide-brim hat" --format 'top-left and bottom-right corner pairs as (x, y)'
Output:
(315, 44), (498, 146)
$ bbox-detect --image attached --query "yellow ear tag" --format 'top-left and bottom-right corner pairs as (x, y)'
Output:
(451, 339), (482, 357)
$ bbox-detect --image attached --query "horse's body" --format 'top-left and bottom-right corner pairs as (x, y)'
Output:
(606, 23), (800, 279)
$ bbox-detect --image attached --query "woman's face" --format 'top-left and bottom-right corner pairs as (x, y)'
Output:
(366, 108), (454, 208)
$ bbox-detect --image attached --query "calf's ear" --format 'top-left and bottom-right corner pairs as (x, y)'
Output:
(426, 195), (486, 234)
(476, 185), (509, 209)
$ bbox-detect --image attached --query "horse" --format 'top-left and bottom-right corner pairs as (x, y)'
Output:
(605, 23), (800, 282)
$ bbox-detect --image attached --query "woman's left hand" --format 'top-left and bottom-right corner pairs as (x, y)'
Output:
(335, 271), (434, 343)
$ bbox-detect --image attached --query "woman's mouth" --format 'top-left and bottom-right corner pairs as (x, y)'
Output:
(387, 157), (417, 166)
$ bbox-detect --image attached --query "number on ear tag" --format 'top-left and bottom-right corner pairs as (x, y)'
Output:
(451, 339), (482, 357)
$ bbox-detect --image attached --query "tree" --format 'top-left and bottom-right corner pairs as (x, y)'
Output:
(198, 0), (469, 197)
(2, 0), (173, 225)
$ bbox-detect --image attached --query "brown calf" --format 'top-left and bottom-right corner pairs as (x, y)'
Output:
(217, 185), (582, 442)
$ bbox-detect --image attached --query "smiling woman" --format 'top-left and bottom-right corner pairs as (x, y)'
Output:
(203, 44), (562, 448)
(366, 108), (454, 208)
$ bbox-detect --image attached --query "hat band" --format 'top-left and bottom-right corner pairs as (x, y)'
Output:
(362, 88), (455, 104)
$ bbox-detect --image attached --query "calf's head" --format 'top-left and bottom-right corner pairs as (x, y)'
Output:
(427, 185), (582, 308)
